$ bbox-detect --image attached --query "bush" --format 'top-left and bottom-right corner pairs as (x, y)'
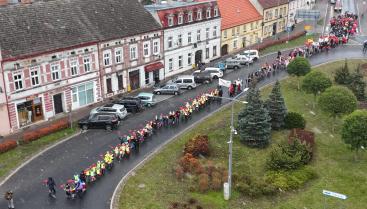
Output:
(0, 139), (17, 153)
(179, 153), (200, 173)
(234, 175), (277, 197)
(22, 118), (69, 143)
(284, 112), (306, 129)
(288, 129), (315, 151)
(184, 135), (210, 157)
(266, 140), (312, 171)
(198, 173), (209, 193)
(175, 166), (184, 180)
(211, 171), (222, 190)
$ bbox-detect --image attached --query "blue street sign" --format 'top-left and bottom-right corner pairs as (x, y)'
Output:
(322, 190), (347, 200)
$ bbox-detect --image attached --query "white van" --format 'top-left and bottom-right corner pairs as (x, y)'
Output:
(172, 75), (197, 90)
(241, 50), (259, 61)
(203, 67), (223, 79)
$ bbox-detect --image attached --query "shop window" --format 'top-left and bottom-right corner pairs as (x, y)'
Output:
(17, 97), (43, 127)
(72, 82), (94, 107)
(145, 71), (150, 84)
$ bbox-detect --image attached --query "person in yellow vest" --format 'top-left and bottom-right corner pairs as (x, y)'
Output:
(100, 161), (106, 175)
(114, 146), (119, 161)
(96, 161), (101, 177)
(90, 165), (96, 182)
(119, 144), (125, 161)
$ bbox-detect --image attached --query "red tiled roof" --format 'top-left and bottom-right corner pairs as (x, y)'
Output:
(217, 0), (262, 30)
(258, 0), (289, 9)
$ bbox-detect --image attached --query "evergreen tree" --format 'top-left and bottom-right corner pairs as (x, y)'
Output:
(334, 59), (350, 85)
(265, 81), (287, 130)
(238, 88), (272, 148)
(348, 65), (366, 101)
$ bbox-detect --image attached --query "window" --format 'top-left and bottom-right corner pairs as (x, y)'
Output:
(178, 14), (183, 24)
(70, 60), (78, 76)
(214, 7), (218, 17)
(51, 64), (60, 81)
(117, 74), (123, 90)
(206, 8), (211, 18)
(30, 68), (40, 86)
(178, 34), (182, 46)
(197, 10), (202, 20)
(168, 16), (174, 26)
(178, 56), (183, 68)
(13, 73), (23, 90)
(243, 25), (247, 32)
(197, 30), (201, 41)
(275, 9), (278, 18)
(233, 40), (237, 49)
(232, 28), (235, 37)
(143, 42), (150, 57)
(213, 45), (217, 57)
(236, 27), (240, 35)
(168, 58), (173, 71)
(103, 51), (111, 66)
(213, 26), (217, 37)
(153, 40), (160, 54)
(188, 53), (192, 66)
(188, 12), (193, 22)
(115, 49), (123, 64)
(279, 8), (283, 17)
(188, 32), (192, 44)
(106, 78), (112, 93)
(206, 28), (210, 39)
(130, 45), (137, 60)
(251, 22), (254, 30)
(84, 57), (91, 72)
(168, 37), (173, 48)
(72, 82), (94, 106)
(205, 48), (209, 59)
(145, 71), (150, 84)
(223, 30), (227, 38)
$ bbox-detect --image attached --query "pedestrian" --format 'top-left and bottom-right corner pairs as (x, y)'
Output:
(4, 190), (14, 209)
(229, 84), (234, 97)
(46, 177), (56, 198)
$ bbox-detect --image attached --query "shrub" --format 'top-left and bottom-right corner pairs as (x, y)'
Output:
(0, 139), (17, 153)
(266, 140), (312, 171)
(288, 129), (315, 151)
(175, 166), (184, 180)
(205, 160), (215, 177)
(184, 135), (210, 157)
(179, 153), (200, 173)
(284, 112), (306, 129)
(22, 118), (69, 143)
(23, 132), (40, 143)
(211, 171), (222, 190)
(198, 173), (209, 193)
(234, 174), (277, 197)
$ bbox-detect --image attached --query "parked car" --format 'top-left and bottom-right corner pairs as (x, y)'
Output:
(78, 113), (119, 131)
(171, 75), (197, 90)
(113, 97), (144, 113)
(136, 92), (156, 107)
(202, 67), (223, 79)
(234, 54), (253, 65)
(90, 103), (128, 120)
(225, 58), (241, 69)
(153, 83), (181, 95)
(192, 71), (213, 84)
(241, 49), (259, 61)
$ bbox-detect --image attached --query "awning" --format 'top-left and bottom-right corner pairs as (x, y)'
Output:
(144, 62), (164, 73)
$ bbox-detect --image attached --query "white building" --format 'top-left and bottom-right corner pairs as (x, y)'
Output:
(145, 0), (221, 78)
(288, 0), (313, 28)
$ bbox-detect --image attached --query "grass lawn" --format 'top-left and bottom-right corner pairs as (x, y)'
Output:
(0, 125), (79, 179)
(118, 59), (367, 209)
(260, 34), (319, 55)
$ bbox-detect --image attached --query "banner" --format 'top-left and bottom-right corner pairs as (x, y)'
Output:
(219, 78), (231, 88)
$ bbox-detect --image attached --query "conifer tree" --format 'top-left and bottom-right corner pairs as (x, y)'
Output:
(238, 88), (272, 148)
(265, 81), (287, 130)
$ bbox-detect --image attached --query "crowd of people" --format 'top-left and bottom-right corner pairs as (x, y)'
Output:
(58, 88), (221, 199)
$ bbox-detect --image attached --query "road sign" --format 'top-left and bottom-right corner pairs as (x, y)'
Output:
(295, 9), (321, 20)
(322, 190), (347, 200)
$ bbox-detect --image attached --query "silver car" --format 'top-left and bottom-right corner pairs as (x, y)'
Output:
(153, 84), (181, 95)
(136, 92), (156, 107)
(90, 103), (128, 120)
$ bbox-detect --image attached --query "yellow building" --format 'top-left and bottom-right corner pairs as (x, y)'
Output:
(250, 0), (289, 39)
(217, 0), (263, 56)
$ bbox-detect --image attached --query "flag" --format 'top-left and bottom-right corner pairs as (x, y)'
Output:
(219, 78), (231, 87)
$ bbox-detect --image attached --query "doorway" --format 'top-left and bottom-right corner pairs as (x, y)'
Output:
(272, 22), (277, 35)
(195, 50), (203, 65)
(53, 93), (64, 114)
(221, 44), (228, 56)
(129, 70), (140, 90)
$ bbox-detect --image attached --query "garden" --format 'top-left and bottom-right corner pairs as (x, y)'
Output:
(118, 59), (367, 209)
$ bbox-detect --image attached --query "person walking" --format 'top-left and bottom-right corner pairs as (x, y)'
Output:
(4, 191), (14, 209)
(46, 177), (56, 198)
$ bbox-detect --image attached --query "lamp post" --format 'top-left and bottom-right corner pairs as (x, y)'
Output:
(206, 87), (249, 200)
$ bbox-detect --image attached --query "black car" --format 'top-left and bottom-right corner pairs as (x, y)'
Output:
(78, 113), (119, 131)
(113, 97), (144, 113)
(192, 71), (213, 84)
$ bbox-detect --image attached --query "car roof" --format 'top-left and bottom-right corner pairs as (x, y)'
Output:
(138, 92), (154, 97)
(103, 103), (124, 108)
(176, 75), (194, 79)
(205, 67), (220, 71)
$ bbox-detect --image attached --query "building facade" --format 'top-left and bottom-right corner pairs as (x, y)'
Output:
(217, 0), (262, 56)
(288, 0), (312, 28)
(146, 1), (221, 78)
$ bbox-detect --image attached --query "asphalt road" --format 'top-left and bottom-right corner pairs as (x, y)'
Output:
(0, 45), (365, 209)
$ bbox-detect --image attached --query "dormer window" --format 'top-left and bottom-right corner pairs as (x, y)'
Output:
(188, 11), (193, 22)
(197, 9), (202, 20)
(168, 16), (174, 26)
(214, 7), (218, 17)
(178, 14), (183, 25)
(206, 8), (211, 18)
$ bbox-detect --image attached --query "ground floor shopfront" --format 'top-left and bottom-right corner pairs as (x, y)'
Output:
(103, 61), (164, 97)
(7, 78), (101, 131)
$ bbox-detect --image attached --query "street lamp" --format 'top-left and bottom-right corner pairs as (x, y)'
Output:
(206, 87), (249, 200)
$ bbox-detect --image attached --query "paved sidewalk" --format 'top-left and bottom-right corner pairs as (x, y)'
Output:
(1, 19), (312, 143)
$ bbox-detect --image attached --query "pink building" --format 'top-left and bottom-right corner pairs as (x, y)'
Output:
(0, 0), (162, 135)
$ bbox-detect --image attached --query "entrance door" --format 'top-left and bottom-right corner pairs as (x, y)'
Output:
(129, 70), (140, 90)
(53, 93), (64, 114)
(272, 22), (277, 35)
(195, 50), (203, 65)
(153, 70), (160, 84)
(221, 44), (228, 56)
